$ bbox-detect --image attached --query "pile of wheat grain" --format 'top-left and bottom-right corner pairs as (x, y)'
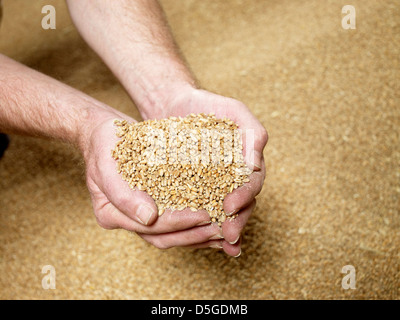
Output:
(111, 113), (251, 225)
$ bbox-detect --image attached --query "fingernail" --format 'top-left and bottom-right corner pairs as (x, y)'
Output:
(252, 162), (262, 170)
(226, 209), (238, 216)
(234, 249), (242, 258)
(197, 220), (211, 226)
(246, 160), (261, 172)
(229, 235), (240, 245)
(210, 244), (223, 249)
(252, 150), (263, 171)
(136, 204), (155, 225)
(209, 233), (224, 240)
(245, 149), (262, 172)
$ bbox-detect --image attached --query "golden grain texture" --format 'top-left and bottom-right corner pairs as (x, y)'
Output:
(0, 0), (399, 300)
(111, 114), (251, 225)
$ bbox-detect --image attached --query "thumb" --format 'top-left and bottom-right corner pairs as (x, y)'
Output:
(240, 125), (268, 172)
(100, 155), (159, 226)
(104, 180), (159, 226)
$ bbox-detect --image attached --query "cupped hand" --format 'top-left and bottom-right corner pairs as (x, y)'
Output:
(150, 88), (269, 257)
(82, 115), (225, 251)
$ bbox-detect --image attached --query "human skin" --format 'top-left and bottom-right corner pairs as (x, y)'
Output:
(0, 0), (268, 257)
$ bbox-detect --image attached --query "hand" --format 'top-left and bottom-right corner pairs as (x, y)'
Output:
(144, 88), (269, 257)
(82, 115), (225, 251)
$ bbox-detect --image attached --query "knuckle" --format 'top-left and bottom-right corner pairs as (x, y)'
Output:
(113, 194), (131, 211)
(194, 225), (216, 241)
(164, 211), (174, 223)
(95, 215), (113, 230)
(153, 240), (171, 250)
(164, 210), (180, 225)
(94, 207), (114, 230)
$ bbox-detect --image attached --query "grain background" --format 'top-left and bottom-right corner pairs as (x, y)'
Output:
(0, 0), (399, 299)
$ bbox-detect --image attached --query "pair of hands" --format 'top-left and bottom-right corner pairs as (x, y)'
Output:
(84, 88), (268, 257)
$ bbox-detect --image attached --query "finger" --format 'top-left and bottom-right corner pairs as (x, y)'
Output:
(223, 162), (264, 216)
(242, 127), (268, 171)
(146, 208), (212, 234)
(185, 239), (224, 249)
(90, 119), (159, 226)
(125, 208), (212, 235)
(137, 224), (223, 249)
(93, 201), (139, 230)
(229, 108), (268, 171)
(105, 185), (158, 227)
(99, 158), (212, 230)
(241, 128), (263, 172)
(222, 237), (242, 257)
(222, 200), (255, 245)
(98, 151), (158, 226)
(94, 192), (214, 234)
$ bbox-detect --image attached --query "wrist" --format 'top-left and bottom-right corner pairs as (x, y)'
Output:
(119, 55), (198, 120)
(75, 107), (120, 159)
(135, 81), (198, 120)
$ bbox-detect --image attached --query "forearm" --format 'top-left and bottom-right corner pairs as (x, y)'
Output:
(0, 54), (121, 152)
(66, 0), (197, 120)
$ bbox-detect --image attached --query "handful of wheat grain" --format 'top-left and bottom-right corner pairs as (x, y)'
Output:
(111, 113), (251, 225)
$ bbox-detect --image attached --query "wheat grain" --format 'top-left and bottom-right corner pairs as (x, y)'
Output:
(111, 113), (251, 225)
